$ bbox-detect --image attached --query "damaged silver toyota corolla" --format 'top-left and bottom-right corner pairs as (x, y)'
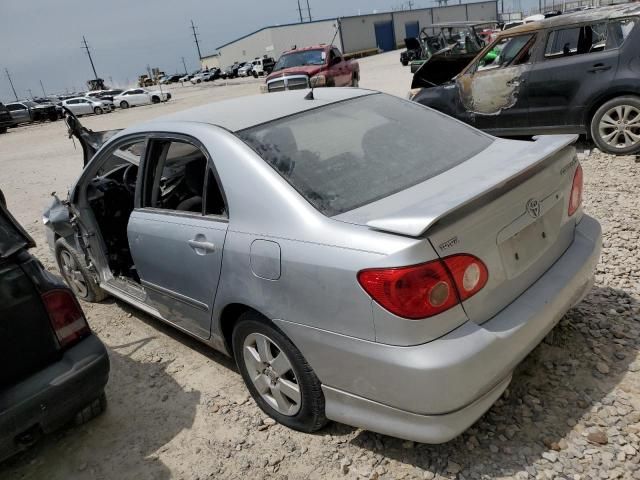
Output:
(44, 89), (601, 443)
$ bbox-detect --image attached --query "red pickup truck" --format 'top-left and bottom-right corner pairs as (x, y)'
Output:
(265, 45), (359, 93)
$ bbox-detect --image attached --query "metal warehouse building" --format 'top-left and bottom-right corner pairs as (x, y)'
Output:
(201, 1), (498, 69)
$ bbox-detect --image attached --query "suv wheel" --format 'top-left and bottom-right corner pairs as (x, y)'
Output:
(591, 96), (640, 155)
(232, 312), (327, 433)
(55, 238), (108, 302)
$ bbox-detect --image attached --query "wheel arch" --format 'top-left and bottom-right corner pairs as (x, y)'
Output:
(219, 303), (272, 356)
(584, 90), (640, 137)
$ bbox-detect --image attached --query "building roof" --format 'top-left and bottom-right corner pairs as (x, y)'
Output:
(141, 87), (375, 133)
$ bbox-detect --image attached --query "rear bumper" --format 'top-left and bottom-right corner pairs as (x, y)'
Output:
(276, 215), (601, 443)
(0, 334), (109, 461)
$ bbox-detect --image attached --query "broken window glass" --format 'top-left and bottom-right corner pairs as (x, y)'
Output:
(607, 18), (636, 48)
(544, 23), (608, 58)
(476, 34), (534, 71)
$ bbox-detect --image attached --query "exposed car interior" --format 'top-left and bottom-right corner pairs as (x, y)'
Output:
(86, 139), (225, 282)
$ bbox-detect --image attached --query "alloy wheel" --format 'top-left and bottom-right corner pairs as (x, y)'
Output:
(242, 333), (301, 416)
(598, 104), (640, 150)
(60, 250), (89, 298)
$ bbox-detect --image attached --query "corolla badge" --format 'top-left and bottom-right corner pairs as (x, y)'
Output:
(526, 198), (541, 218)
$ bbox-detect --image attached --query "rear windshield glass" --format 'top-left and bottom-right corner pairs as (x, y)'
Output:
(238, 94), (492, 216)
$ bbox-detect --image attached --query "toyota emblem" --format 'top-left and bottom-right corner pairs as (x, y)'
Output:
(526, 198), (541, 218)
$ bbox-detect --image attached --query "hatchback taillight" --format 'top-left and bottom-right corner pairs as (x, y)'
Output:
(41, 289), (90, 348)
(568, 163), (583, 216)
(357, 254), (488, 320)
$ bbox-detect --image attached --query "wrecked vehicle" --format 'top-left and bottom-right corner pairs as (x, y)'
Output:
(0, 103), (11, 134)
(0, 188), (109, 462)
(265, 45), (359, 92)
(45, 89), (600, 443)
(400, 37), (423, 66)
(411, 5), (640, 155)
(409, 22), (493, 76)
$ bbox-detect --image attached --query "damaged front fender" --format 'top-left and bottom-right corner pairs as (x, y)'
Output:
(458, 65), (527, 116)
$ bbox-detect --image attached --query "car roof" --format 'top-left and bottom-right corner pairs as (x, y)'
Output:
(141, 88), (375, 133)
(429, 21), (497, 28)
(500, 4), (640, 36)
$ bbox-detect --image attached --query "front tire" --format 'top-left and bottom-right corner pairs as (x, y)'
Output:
(151, 96), (160, 104)
(591, 96), (640, 155)
(55, 238), (108, 303)
(93, 107), (103, 115)
(120, 101), (129, 109)
(232, 313), (327, 433)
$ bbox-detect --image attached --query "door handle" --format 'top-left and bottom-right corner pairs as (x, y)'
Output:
(188, 239), (216, 253)
(588, 64), (611, 73)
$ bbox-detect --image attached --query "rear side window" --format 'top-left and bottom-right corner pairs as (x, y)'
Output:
(142, 140), (225, 215)
(608, 18), (636, 48)
(238, 94), (492, 216)
(545, 23), (608, 58)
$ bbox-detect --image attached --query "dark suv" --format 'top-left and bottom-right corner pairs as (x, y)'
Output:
(411, 5), (640, 155)
(0, 103), (12, 134)
(0, 190), (109, 462)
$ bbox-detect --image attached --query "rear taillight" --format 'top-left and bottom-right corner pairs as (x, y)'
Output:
(568, 163), (583, 216)
(357, 254), (488, 320)
(442, 254), (489, 301)
(41, 289), (90, 348)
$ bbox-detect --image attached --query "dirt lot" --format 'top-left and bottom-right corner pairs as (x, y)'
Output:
(2, 51), (640, 480)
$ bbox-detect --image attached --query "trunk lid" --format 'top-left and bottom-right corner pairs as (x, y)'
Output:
(337, 135), (581, 324)
(0, 192), (35, 259)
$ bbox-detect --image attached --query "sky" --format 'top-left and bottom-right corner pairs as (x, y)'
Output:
(0, 0), (530, 102)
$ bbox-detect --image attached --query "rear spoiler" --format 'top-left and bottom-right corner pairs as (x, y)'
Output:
(63, 107), (122, 166)
(364, 135), (578, 237)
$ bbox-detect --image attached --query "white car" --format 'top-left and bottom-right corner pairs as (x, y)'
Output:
(190, 71), (215, 84)
(113, 88), (171, 109)
(60, 97), (113, 116)
(237, 64), (253, 77)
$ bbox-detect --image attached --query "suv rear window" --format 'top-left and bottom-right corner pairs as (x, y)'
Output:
(238, 94), (492, 216)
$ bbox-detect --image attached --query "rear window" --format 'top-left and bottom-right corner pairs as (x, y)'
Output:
(238, 94), (492, 216)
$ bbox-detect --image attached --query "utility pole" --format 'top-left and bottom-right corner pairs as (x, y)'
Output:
(5, 68), (18, 101)
(27, 89), (34, 99)
(407, 0), (415, 9)
(82, 35), (99, 79)
(182, 56), (188, 74)
(306, 0), (312, 21)
(39, 79), (46, 97)
(297, 0), (304, 22)
(190, 20), (203, 60)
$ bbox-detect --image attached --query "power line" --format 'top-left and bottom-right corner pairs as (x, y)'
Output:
(5, 68), (18, 101)
(82, 35), (99, 79)
(306, 0), (312, 21)
(297, 0), (304, 22)
(190, 20), (203, 60)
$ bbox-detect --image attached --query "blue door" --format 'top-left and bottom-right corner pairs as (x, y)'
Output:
(405, 21), (420, 39)
(374, 21), (395, 52)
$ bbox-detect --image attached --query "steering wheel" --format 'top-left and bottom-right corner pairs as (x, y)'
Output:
(122, 164), (138, 194)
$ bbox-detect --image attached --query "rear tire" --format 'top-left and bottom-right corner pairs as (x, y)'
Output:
(590, 95), (640, 155)
(151, 96), (160, 104)
(55, 238), (108, 303)
(232, 312), (327, 433)
(120, 101), (129, 109)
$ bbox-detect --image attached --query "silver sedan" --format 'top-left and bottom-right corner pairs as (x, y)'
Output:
(61, 97), (112, 116)
(44, 89), (601, 443)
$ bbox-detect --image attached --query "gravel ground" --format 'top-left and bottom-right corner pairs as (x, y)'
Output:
(1, 51), (639, 480)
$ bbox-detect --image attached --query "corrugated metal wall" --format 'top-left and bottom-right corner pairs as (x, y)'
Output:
(211, 2), (497, 66)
